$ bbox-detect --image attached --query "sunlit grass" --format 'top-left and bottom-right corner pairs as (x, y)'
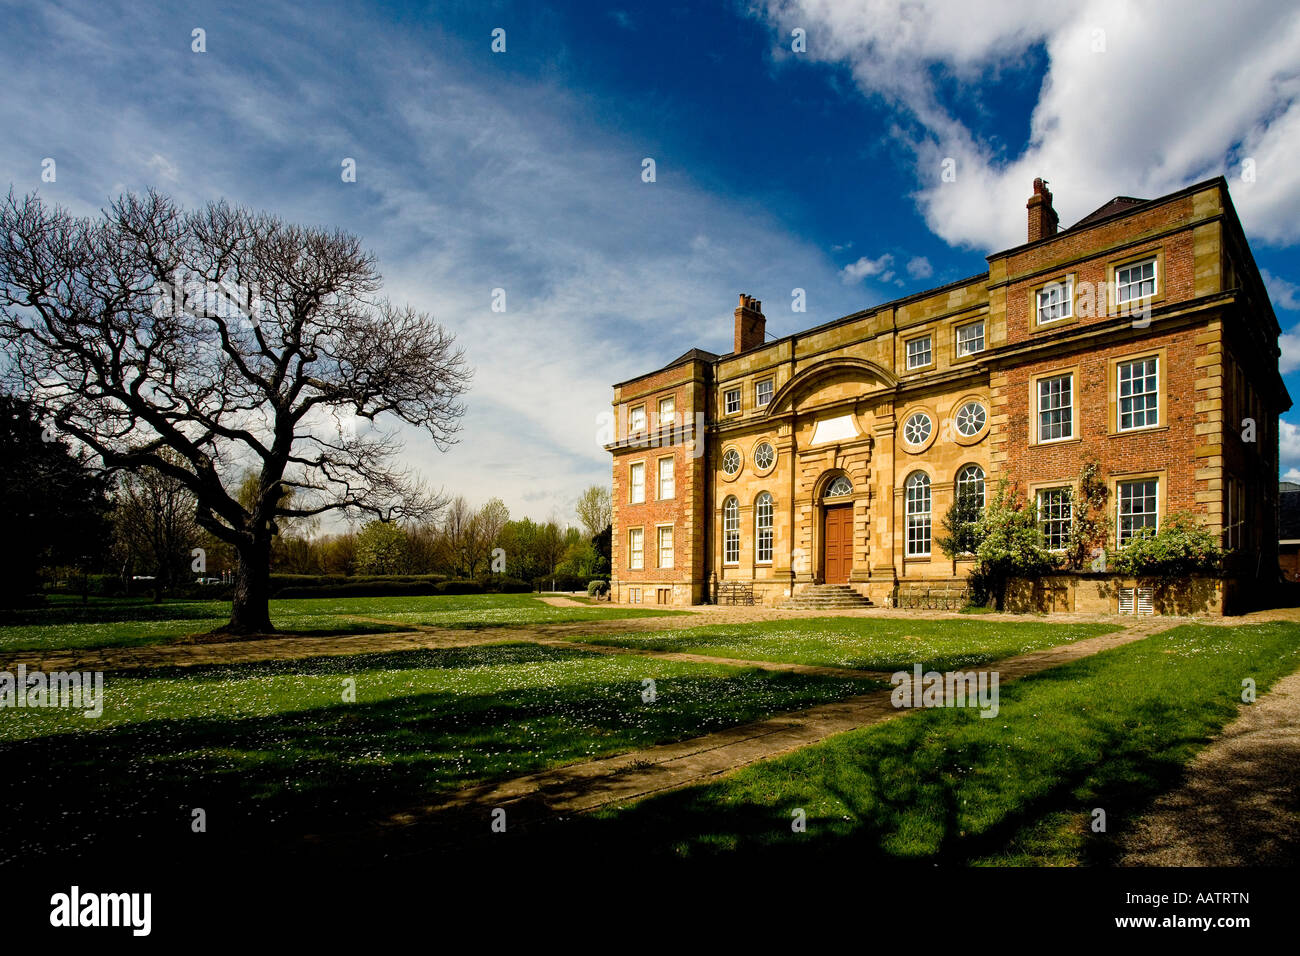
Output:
(564, 622), (1300, 865)
(0, 593), (686, 652)
(0, 641), (882, 863)
(572, 616), (1117, 671)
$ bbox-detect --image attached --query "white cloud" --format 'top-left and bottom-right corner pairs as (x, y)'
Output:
(758, 0), (1300, 250)
(906, 255), (933, 279)
(840, 252), (894, 283)
(1281, 420), (1300, 472)
(0, 1), (873, 527)
(1262, 268), (1300, 312)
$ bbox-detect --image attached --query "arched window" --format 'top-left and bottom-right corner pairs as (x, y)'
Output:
(824, 475), (853, 498)
(905, 472), (932, 557)
(723, 496), (740, 564)
(755, 492), (774, 563)
(955, 464), (986, 510)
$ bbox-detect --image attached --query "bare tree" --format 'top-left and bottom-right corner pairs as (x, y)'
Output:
(0, 190), (470, 632)
(114, 450), (202, 598)
(575, 484), (612, 538)
(475, 497), (509, 574)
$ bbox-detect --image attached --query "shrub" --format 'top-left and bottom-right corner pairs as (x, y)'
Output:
(436, 579), (486, 595)
(587, 579), (609, 597)
(1109, 513), (1225, 580)
(533, 573), (586, 592)
(495, 576), (533, 593)
(88, 574), (125, 596)
(970, 480), (1057, 610)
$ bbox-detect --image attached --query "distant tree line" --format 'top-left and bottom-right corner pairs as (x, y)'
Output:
(1, 392), (612, 604)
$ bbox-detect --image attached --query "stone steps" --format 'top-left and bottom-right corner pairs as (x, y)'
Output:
(778, 584), (873, 610)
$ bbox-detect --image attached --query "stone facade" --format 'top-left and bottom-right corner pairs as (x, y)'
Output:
(606, 177), (1289, 609)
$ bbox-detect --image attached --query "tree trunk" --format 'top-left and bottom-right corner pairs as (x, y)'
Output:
(223, 537), (274, 634)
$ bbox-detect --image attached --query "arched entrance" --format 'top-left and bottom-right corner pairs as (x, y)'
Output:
(819, 474), (855, 584)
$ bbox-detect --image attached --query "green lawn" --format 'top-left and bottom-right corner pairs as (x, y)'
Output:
(554, 622), (1300, 865)
(0, 593), (686, 653)
(572, 617), (1118, 671)
(0, 642), (882, 863)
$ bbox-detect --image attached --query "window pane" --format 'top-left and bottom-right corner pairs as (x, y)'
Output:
(658, 526), (673, 569)
(1038, 488), (1073, 550)
(1038, 375), (1073, 441)
(1118, 480), (1159, 545)
(658, 458), (674, 499)
(956, 465), (985, 510)
(905, 473), (931, 556)
(723, 497), (740, 563)
(756, 379), (773, 406)
(907, 336), (932, 369)
(1118, 357), (1158, 430)
(756, 492), (773, 563)
(630, 462), (644, 503)
(629, 529), (643, 569)
(957, 321), (984, 355)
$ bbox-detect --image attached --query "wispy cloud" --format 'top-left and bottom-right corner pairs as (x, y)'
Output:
(756, 0), (1300, 250)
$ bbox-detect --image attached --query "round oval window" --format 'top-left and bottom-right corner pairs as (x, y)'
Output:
(753, 442), (775, 470)
(722, 448), (742, 475)
(903, 412), (932, 445)
(955, 401), (987, 437)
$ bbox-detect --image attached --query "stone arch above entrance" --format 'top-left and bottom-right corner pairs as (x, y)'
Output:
(764, 357), (898, 418)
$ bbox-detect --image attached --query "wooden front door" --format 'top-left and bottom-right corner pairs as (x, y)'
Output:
(822, 504), (854, 584)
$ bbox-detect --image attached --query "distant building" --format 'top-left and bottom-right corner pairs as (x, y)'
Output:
(1279, 482), (1300, 582)
(606, 177), (1289, 610)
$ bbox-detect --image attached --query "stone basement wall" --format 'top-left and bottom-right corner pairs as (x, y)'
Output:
(1001, 574), (1232, 615)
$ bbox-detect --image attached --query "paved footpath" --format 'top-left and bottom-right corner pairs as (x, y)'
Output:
(1118, 666), (1300, 866)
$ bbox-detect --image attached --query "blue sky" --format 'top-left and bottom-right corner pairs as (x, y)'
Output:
(2, 0), (1299, 523)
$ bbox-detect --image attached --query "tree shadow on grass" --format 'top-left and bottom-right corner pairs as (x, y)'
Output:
(0, 646), (874, 870)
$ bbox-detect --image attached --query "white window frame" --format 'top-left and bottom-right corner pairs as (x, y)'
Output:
(722, 447), (742, 476)
(657, 396), (675, 429)
(905, 472), (931, 557)
(903, 411), (932, 446)
(955, 464), (986, 511)
(755, 492), (774, 564)
(724, 388), (741, 415)
(1117, 479), (1159, 547)
(906, 335), (932, 370)
(756, 378), (774, 407)
(628, 527), (644, 570)
(723, 497), (740, 565)
(1037, 487), (1073, 552)
(1037, 374), (1074, 443)
(629, 404), (646, 433)
(954, 401), (987, 438)
(1036, 278), (1074, 324)
(657, 456), (674, 500)
(956, 320), (985, 356)
(1117, 357), (1159, 431)
(629, 461), (645, 504)
(1116, 257), (1157, 305)
(657, 525), (674, 569)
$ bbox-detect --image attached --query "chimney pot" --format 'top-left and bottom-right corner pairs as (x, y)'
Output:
(1027, 177), (1058, 242)
(734, 293), (766, 354)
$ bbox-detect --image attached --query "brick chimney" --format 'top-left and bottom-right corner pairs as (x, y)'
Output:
(734, 293), (765, 353)
(1027, 177), (1059, 242)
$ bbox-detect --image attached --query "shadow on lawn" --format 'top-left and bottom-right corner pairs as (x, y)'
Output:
(0, 644), (873, 870)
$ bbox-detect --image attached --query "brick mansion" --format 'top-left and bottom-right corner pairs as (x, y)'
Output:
(605, 177), (1288, 610)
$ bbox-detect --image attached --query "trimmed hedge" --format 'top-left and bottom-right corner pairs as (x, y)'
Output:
(533, 573), (587, 593)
